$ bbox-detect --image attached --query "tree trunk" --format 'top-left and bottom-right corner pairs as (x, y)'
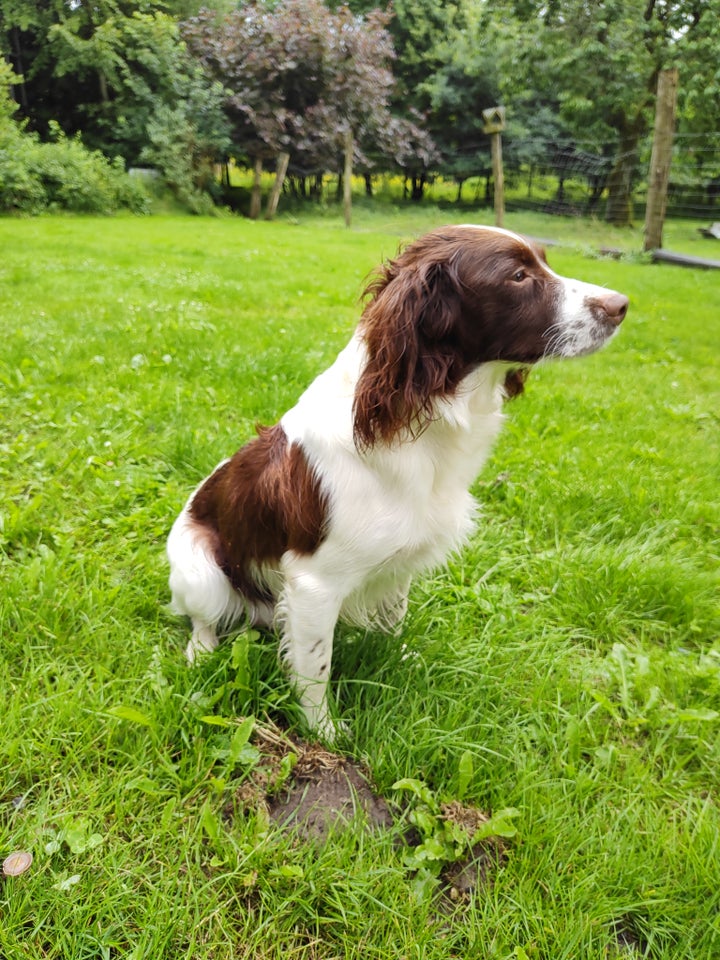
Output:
(343, 128), (353, 227)
(265, 152), (290, 220)
(606, 128), (642, 226)
(98, 70), (110, 105)
(586, 175), (605, 213)
(11, 28), (28, 108)
(364, 173), (373, 197)
(249, 156), (263, 220)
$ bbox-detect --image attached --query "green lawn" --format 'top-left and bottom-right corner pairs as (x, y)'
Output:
(1, 211), (719, 959)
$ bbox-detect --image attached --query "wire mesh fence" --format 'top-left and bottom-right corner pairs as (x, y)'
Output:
(411, 132), (720, 221)
(225, 130), (720, 230)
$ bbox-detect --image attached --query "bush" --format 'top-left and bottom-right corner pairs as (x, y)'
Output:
(0, 127), (47, 212)
(0, 58), (228, 216)
(139, 71), (230, 215)
(140, 104), (219, 215)
(39, 125), (149, 214)
(0, 118), (149, 215)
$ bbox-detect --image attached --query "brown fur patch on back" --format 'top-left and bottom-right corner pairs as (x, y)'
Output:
(189, 424), (328, 601)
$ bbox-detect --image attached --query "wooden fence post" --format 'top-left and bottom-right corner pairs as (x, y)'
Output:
(490, 131), (505, 227)
(482, 107), (506, 228)
(644, 68), (679, 252)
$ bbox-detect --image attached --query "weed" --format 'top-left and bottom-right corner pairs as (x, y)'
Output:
(392, 764), (519, 901)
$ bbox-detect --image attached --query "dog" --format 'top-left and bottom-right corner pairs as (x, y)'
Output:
(167, 225), (628, 739)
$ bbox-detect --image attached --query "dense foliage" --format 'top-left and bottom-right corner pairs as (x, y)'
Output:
(0, 61), (147, 213)
(183, 1), (402, 174)
(1, 0), (719, 218)
(484, 0), (720, 223)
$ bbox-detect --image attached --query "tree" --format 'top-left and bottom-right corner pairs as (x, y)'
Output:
(347, 0), (501, 200)
(182, 0), (408, 210)
(48, 8), (223, 164)
(380, 0), (467, 198)
(418, 5), (501, 200)
(140, 65), (230, 212)
(1, 2), (228, 166)
(385, 0), (453, 109)
(485, 0), (720, 224)
(0, 58), (21, 127)
(369, 112), (440, 199)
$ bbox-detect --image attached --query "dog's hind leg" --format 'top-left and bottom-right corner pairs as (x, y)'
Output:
(186, 620), (219, 663)
(167, 505), (245, 661)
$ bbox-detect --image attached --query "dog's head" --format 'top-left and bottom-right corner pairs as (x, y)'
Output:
(353, 225), (627, 448)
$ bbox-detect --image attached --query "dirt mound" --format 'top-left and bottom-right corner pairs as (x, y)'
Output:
(231, 721), (504, 903)
(269, 749), (394, 841)
(232, 724), (393, 841)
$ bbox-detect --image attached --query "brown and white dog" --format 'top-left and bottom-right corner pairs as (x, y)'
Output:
(167, 225), (628, 738)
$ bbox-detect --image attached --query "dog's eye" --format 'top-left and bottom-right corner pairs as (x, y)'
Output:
(512, 269), (527, 282)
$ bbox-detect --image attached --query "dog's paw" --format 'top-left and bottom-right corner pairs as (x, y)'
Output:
(310, 713), (351, 746)
(185, 625), (219, 664)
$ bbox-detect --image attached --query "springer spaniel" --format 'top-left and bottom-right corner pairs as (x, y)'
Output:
(167, 225), (628, 739)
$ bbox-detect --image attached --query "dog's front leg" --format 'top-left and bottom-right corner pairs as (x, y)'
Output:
(279, 567), (344, 741)
(378, 574), (412, 633)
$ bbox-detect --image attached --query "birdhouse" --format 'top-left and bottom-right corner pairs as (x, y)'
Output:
(482, 106), (506, 134)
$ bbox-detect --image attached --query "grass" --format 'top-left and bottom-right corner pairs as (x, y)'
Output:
(1, 208), (719, 959)
(227, 164), (720, 259)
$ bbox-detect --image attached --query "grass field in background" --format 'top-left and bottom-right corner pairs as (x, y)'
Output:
(1, 210), (719, 959)
(225, 166), (720, 260)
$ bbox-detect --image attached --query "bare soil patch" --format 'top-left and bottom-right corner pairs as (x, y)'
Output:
(230, 722), (504, 904)
(231, 723), (393, 840)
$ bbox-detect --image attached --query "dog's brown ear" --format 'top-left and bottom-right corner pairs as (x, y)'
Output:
(503, 368), (529, 400)
(353, 258), (464, 450)
(416, 260), (464, 340)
